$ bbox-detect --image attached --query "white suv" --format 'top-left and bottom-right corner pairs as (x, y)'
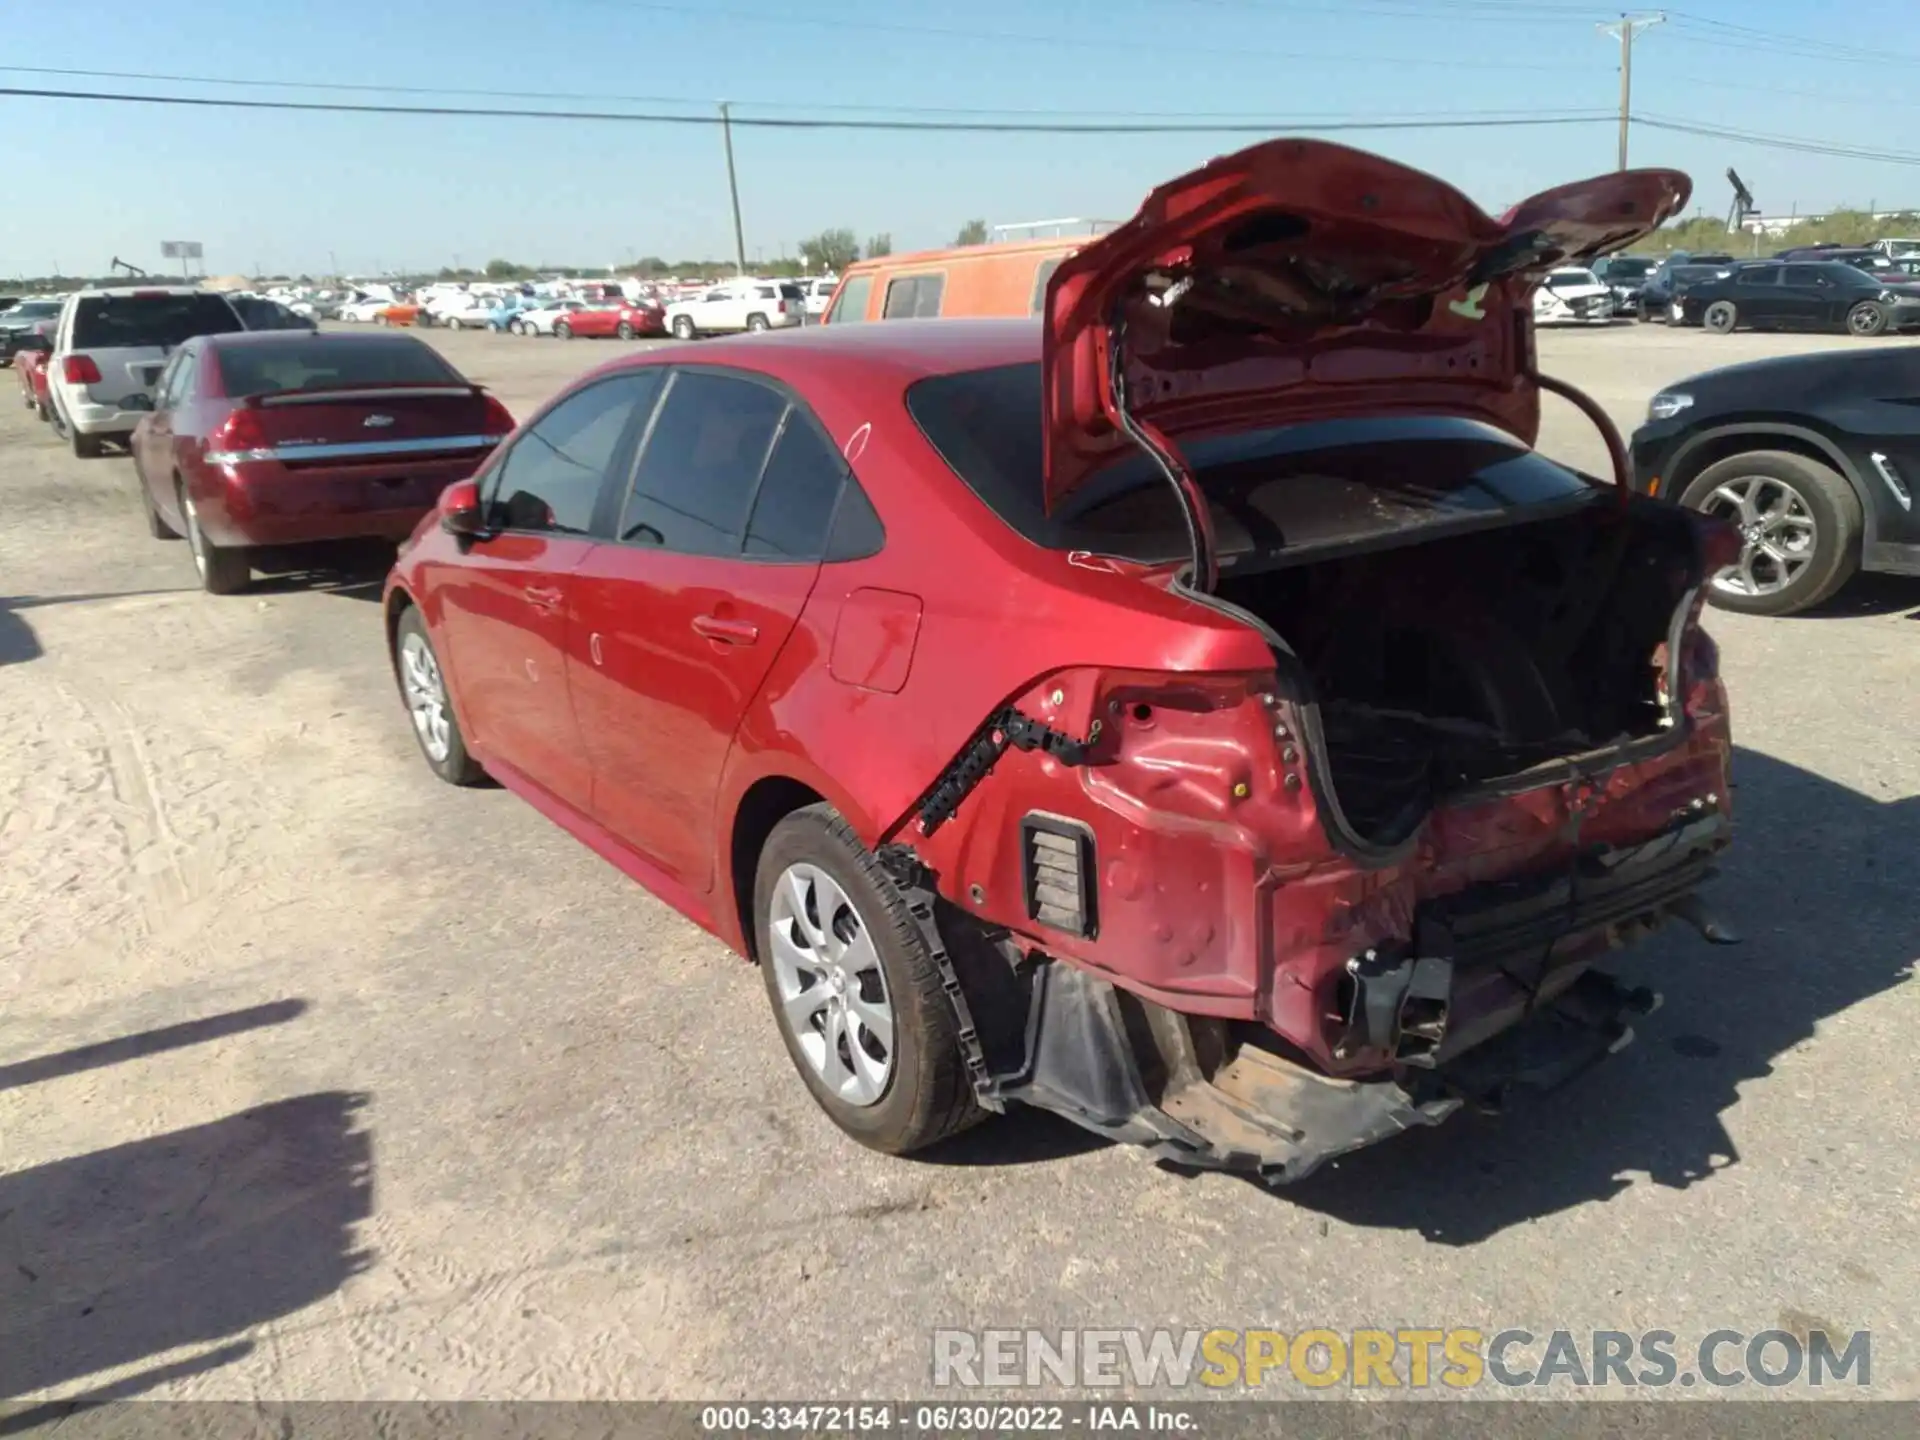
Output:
(49, 286), (245, 457)
(662, 280), (805, 339)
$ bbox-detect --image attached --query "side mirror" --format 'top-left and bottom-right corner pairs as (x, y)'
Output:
(437, 478), (488, 537)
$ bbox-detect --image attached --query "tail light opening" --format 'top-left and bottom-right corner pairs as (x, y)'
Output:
(62, 354), (102, 385)
(207, 408), (274, 463)
(480, 394), (515, 440)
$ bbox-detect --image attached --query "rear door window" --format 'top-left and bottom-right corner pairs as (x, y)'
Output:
(71, 293), (245, 349)
(485, 371), (662, 535)
(825, 274), (872, 324)
(1734, 268), (1779, 287)
(882, 273), (945, 319)
(619, 370), (786, 554)
(744, 412), (848, 560)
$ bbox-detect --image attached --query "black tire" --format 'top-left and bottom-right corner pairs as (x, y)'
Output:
(445, 317), (462, 331)
(554, 320), (573, 340)
(616, 320), (634, 340)
(180, 485), (251, 594)
(1679, 450), (1862, 617)
(672, 315), (697, 340)
(392, 606), (486, 785)
(72, 427), (104, 459)
(1846, 301), (1888, 338)
(1703, 300), (1737, 334)
(746, 313), (770, 332)
(754, 805), (986, 1155)
(34, 398), (49, 423)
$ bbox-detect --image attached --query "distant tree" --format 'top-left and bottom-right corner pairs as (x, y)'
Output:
(484, 258), (528, 280)
(954, 218), (989, 246)
(799, 228), (860, 273)
(865, 233), (893, 259)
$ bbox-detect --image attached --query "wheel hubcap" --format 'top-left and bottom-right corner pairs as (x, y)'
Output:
(1700, 475), (1818, 597)
(1851, 307), (1877, 334)
(399, 633), (453, 762)
(767, 863), (894, 1107)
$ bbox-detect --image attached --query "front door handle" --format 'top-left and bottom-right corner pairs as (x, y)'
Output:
(691, 614), (759, 645)
(523, 584), (564, 611)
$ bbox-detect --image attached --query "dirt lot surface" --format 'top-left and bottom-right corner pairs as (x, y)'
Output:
(2, 321), (1916, 1404)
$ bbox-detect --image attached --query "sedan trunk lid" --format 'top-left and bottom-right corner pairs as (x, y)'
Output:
(1040, 138), (1689, 583)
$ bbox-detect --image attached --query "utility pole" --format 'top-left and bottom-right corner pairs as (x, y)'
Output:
(719, 101), (748, 276)
(1599, 12), (1664, 171)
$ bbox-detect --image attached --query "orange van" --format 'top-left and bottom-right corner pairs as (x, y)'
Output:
(821, 237), (1084, 324)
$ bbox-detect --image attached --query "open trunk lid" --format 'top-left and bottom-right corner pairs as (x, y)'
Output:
(1040, 139), (1689, 544)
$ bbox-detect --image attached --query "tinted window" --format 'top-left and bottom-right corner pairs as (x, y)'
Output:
(489, 372), (658, 535)
(745, 415), (847, 559)
(826, 274), (872, 324)
(215, 336), (459, 398)
(1030, 257), (1063, 316)
(4, 301), (61, 322)
(620, 371), (785, 553)
(1783, 265), (1835, 287)
(161, 351), (197, 407)
(71, 293), (244, 349)
(907, 362), (1595, 561)
(883, 274), (944, 319)
(1735, 268), (1780, 287)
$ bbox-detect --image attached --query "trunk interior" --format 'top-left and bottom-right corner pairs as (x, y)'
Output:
(1213, 501), (1700, 849)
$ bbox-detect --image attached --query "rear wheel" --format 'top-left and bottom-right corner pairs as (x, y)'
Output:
(672, 315), (697, 340)
(71, 427), (103, 459)
(1847, 301), (1888, 338)
(1680, 450), (1862, 616)
(1703, 300), (1737, 334)
(555, 320), (573, 340)
(445, 316), (462, 331)
(394, 607), (485, 785)
(180, 487), (251, 594)
(142, 478), (180, 539)
(754, 805), (985, 1154)
(746, 313), (770, 332)
(616, 320), (634, 340)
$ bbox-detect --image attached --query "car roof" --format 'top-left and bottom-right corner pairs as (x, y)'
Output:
(75, 285), (211, 298)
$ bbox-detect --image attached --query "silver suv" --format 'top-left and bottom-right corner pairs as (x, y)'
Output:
(49, 286), (244, 457)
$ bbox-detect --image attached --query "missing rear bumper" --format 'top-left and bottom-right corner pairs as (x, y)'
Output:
(989, 960), (1661, 1186)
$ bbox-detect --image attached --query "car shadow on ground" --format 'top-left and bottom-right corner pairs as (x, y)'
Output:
(0, 1091), (374, 1402)
(1798, 572), (1920, 621)
(248, 541), (395, 603)
(1265, 744), (1915, 1243)
(0, 588), (203, 667)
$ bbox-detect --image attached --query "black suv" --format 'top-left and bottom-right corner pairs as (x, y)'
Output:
(1630, 346), (1920, 614)
(1679, 261), (1920, 337)
(0, 297), (63, 363)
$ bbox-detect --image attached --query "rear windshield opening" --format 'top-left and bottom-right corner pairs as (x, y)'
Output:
(215, 336), (461, 398)
(71, 293), (245, 349)
(905, 361), (1598, 564)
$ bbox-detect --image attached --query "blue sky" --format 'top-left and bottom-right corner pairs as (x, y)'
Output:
(5, 0), (1918, 278)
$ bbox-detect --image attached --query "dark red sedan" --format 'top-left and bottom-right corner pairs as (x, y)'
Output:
(554, 301), (666, 341)
(16, 344), (50, 421)
(383, 140), (1739, 1183)
(131, 331), (514, 593)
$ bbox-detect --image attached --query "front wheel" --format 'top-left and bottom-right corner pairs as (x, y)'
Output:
(671, 315), (697, 340)
(754, 805), (986, 1154)
(393, 607), (486, 785)
(445, 316), (462, 331)
(554, 320), (573, 340)
(1680, 450), (1862, 616)
(1703, 300), (1737, 334)
(616, 321), (634, 340)
(180, 488), (251, 594)
(1847, 301), (1888, 337)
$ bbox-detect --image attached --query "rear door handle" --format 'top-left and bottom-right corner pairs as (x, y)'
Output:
(691, 614), (759, 645)
(523, 584), (564, 611)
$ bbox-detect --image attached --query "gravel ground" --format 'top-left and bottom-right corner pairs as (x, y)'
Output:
(1, 320), (1914, 1407)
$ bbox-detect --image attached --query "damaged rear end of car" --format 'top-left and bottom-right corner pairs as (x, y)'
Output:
(887, 139), (1741, 1184)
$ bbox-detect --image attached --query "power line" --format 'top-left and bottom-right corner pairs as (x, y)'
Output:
(1636, 114), (1920, 167)
(0, 85), (1617, 133)
(0, 64), (1602, 123)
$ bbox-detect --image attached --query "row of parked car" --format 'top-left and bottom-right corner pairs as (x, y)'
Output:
(11, 141), (1915, 1192)
(1576, 243), (1920, 336)
(336, 279), (826, 341)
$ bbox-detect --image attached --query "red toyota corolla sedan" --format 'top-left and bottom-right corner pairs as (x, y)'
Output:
(384, 140), (1740, 1182)
(556, 300), (667, 341)
(131, 330), (514, 593)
